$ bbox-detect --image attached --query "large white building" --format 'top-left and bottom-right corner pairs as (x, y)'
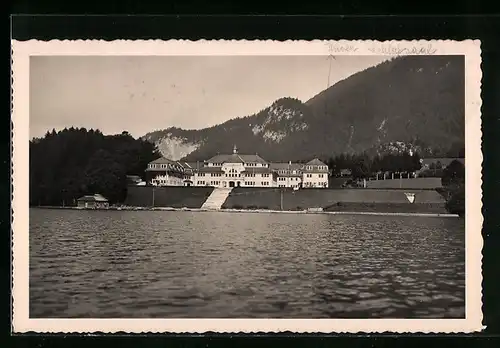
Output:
(145, 145), (329, 188)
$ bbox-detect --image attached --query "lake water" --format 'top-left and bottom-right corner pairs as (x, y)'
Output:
(29, 208), (465, 318)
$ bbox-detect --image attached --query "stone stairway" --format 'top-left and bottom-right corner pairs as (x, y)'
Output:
(201, 188), (233, 210)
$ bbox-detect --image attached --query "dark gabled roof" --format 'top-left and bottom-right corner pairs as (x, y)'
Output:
(269, 162), (303, 171)
(177, 161), (201, 171)
(149, 157), (179, 165)
(184, 162), (201, 169)
(206, 153), (268, 165)
(206, 153), (245, 164)
(197, 166), (224, 173)
(306, 158), (327, 166)
(77, 194), (108, 202)
(239, 154), (268, 164)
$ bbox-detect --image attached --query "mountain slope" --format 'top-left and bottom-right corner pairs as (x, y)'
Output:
(305, 55), (465, 156)
(143, 55), (465, 161)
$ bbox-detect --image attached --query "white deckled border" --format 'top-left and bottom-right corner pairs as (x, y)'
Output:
(11, 39), (483, 334)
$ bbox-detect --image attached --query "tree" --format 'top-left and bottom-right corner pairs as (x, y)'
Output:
(442, 160), (465, 187)
(350, 154), (372, 179)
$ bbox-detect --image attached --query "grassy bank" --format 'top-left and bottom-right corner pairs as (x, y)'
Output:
(221, 187), (446, 213)
(124, 185), (214, 208)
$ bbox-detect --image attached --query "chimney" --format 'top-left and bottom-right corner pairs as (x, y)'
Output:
(233, 144), (238, 154)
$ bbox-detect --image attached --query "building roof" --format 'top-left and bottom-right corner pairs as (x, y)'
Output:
(206, 153), (245, 164)
(241, 167), (272, 174)
(206, 145), (268, 165)
(306, 158), (327, 166)
(239, 154), (268, 164)
(178, 162), (201, 170)
(149, 157), (179, 165)
(205, 153), (269, 165)
(269, 162), (303, 170)
(145, 166), (184, 172)
(197, 166), (224, 174)
(77, 194), (108, 202)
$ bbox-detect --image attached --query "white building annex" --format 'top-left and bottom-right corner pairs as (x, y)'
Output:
(145, 145), (329, 188)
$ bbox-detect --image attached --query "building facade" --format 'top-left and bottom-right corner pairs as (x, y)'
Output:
(77, 194), (109, 209)
(146, 145), (329, 188)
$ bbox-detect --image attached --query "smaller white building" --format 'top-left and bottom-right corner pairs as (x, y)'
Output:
(146, 157), (186, 186)
(301, 158), (329, 188)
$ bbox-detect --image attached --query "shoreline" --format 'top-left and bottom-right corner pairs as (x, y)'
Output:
(31, 206), (460, 218)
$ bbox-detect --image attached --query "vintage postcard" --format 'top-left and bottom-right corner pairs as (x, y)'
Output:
(11, 39), (483, 333)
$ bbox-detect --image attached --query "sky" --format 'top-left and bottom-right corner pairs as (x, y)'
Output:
(30, 55), (389, 139)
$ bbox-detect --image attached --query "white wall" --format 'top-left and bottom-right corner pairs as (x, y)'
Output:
(276, 176), (302, 188)
(302, 172), (329, 188)
(151, 174), (184, 187)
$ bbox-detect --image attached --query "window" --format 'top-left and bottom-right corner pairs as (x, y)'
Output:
(262, 173), (269, 177)
(319, 174), (324, 178)
(306, 174), (312, 178)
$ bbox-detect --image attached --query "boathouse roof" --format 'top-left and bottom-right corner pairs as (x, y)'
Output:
(77, 194), (108, 202)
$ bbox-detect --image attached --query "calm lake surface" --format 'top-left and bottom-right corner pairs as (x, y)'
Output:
(29, 208), (465, 318)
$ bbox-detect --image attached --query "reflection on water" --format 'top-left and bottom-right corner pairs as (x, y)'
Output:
(29, 209), (465, 318)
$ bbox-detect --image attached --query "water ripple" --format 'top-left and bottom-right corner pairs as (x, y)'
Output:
(29, 209), (465, 318)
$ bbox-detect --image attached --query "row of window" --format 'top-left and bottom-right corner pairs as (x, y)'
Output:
(197, 172), (274, 178)
(278, 177), (300, 181)
(243, 181), (270, 186)
(305, 174), (325, 178)
(150, 163), (183, 171)
(209, 162), (265, 167)
(303, 182), (328, 187)
(245, 173), (270, 177)
(150, 163), (328, 171)
(192, 181), (328, 187)
(197, 172), (325, 178)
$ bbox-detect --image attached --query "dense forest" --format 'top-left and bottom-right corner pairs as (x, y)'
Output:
(29, 128), (160, 206)
(144, 55), (465, 162)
